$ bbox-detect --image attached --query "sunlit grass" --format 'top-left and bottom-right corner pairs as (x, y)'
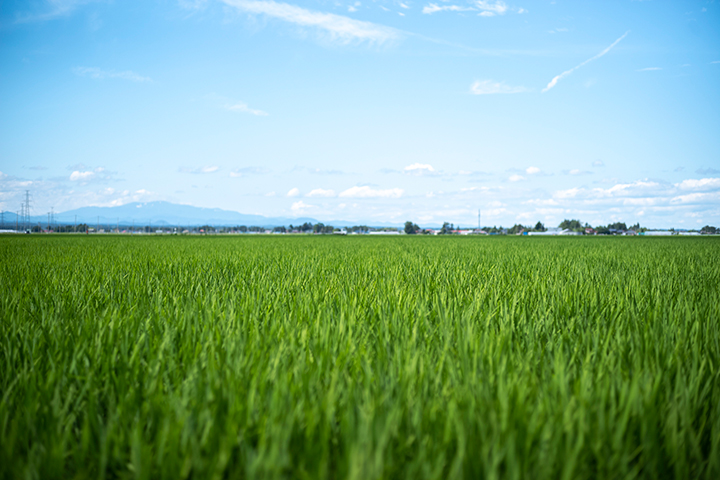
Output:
(1, 235), (719, 479)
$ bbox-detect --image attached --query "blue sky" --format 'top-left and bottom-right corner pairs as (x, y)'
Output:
(1, 0), (719, 228)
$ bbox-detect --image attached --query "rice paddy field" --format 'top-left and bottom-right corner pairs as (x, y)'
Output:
(1, 235), (719, 479)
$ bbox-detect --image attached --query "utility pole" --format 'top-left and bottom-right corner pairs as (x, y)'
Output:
(48, 212), (51, 232)
(16, 211), (19, 232)
(117, 217), (119, 234)
(478, 209), (481, 231)
(74, 215), (77, 233)
(97, 216), (99, 234)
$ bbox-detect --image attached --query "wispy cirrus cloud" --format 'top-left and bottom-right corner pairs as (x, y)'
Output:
(564, 169), (592, 176)
(229, 166), (271, 177)
(543, 31), (629, 92)
(221, 0), (400, 45)
(179, 166), (220, 174)
(73, 67), (152, 83)
(637, 67), (661, 71)
(225, 102), (268, 116)
(15, 0), (100, 23)
(292, 166), (346, 175)
(470, 79), (528, 95)
(422, 4), (474, 14)
(423, 1), (523, 16)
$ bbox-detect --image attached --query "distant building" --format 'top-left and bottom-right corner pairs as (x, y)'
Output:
(640, 231), (673, 236)
(528, 229), (581, 236)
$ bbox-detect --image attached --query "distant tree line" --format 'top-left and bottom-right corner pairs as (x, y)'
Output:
(12, 219), (720, 235)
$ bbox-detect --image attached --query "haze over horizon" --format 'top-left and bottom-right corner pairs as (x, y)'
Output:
(1, 0), (719, 229)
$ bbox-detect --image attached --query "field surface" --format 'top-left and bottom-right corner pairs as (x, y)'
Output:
(1, 235), (719, 479)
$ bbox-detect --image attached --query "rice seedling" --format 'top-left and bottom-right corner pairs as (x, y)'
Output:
(1, 235), (718, 479)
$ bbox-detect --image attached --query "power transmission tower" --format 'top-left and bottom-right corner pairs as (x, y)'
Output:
(24, 190), (31, 232)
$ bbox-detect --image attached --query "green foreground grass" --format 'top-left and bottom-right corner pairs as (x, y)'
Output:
(1, 235), (719, 479)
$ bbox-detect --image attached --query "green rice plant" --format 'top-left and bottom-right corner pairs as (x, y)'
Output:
(1, 235), (719, 479)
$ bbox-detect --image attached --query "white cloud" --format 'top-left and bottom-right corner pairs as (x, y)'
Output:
(404, 163), (436, 174)
(70, 171), (96, 181)
(543, 31), (629, 92)
(470, 80), (527, 95)
(592, 180), (660, 198)
(592, 160), (604, 167)
(475, 1), (509, 15)
(287, 187), (301, 197)
(225, 102), (269, 116)
(222, 0), (399, 45)
(73, 67), (152, 83)
(712, 61), (720, 64)
(509, 174), (524, 182)
(553, 187), (581, 199)
(291, 200), (314, 212)
(179, 166), (219, 174)
(676, 178), (720, 191)
(307, 188), (336, 197)
(422, 1), (519, 16)
(526, 166), (540, 174)
(339, 186), (404, 198)
(637, 67), (661, 71)
(671, 192), (720, 205)
(422, 4), (473, 14)
(566, 169), (592, 175)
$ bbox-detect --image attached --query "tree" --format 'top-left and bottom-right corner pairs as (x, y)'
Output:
(701, 225), (717, 234)
(533, 221), (546, 232)
(404, 221), (420, 234)
(595, 225), (610, 235)
(272, 226), (286, 233)
(439, 222), (454, 235)
(508, 224), (526, 235)
(559, 219), (583, 231)
(607, 222), (627, 232)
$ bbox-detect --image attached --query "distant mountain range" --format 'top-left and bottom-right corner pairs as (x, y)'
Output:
(0, 201), (402, 228)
